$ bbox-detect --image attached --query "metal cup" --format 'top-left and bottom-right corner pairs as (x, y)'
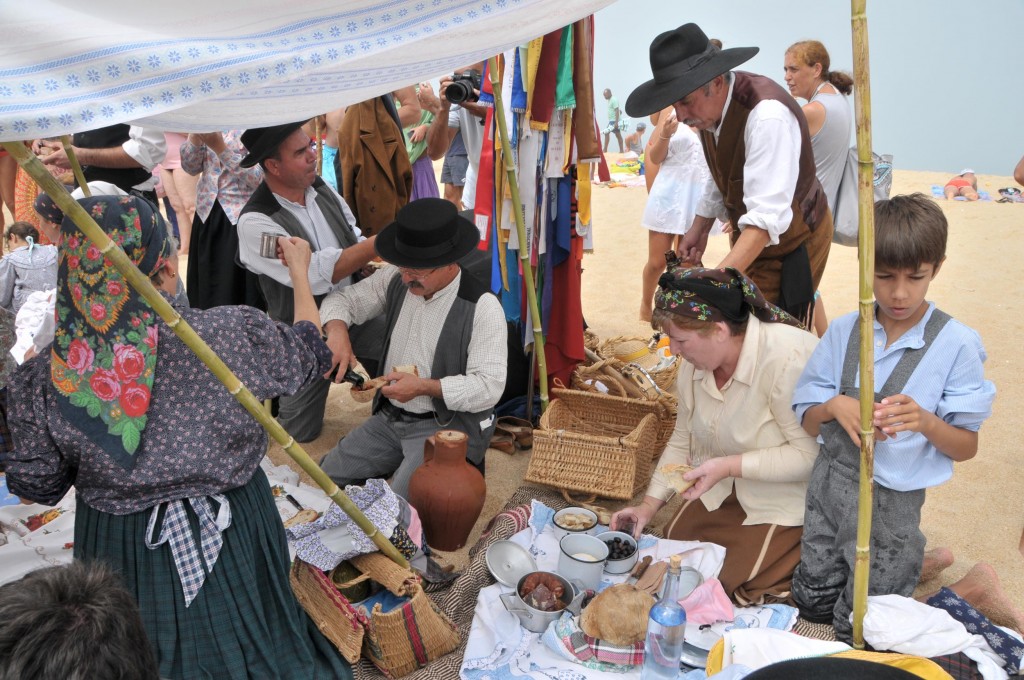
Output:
(259, 232), (280, 259)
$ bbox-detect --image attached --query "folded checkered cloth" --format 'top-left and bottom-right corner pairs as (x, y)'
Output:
(543, 611), (643, 671)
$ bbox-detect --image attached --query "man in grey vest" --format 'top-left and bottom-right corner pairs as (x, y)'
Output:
(237, 121), (382, 442)
(318, 198), (506, 499)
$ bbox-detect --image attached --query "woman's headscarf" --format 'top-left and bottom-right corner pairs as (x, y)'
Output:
(654, 265), (805, 329)
(51, 195), (173, 469)
(32, 192), (63, 225)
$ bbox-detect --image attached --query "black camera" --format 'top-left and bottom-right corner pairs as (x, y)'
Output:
(444, 70), (481, 104)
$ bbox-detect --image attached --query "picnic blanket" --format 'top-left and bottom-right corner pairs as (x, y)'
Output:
(347, 484), (989, 680)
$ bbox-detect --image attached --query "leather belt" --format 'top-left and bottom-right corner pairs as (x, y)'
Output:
(381, 399), (435, 421)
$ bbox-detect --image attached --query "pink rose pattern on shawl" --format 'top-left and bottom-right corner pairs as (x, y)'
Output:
(51, 197), (166, 457)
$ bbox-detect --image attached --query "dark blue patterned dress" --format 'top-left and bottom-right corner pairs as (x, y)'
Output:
(3, 298), (351, 680)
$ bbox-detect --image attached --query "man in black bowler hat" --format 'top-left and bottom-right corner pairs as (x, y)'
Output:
(237, 121), (382, 442)
(626, 23), (833, 326)
(318, 197), (507, 499)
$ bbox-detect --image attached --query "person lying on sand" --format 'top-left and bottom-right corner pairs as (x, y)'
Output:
(944, 169), (979, 201)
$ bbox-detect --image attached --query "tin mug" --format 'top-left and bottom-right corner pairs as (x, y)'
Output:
(259, 232), (280, 259)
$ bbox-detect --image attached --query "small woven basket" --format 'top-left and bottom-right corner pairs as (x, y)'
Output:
(596, 335), (679, 392)
(290, 559), (365, 664)
(525, 389), (676, 500)
(290, 552), (459, 677)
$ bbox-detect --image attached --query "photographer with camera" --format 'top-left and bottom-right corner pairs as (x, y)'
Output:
(424, 63), (489, 210)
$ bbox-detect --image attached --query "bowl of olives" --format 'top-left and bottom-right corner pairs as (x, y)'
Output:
(597, 530), (639, 574)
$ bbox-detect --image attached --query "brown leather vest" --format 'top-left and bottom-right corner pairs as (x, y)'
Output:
(699, 71), (828, 250)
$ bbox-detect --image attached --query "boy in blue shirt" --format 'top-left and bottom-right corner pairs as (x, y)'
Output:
(790, 193), (996, 642)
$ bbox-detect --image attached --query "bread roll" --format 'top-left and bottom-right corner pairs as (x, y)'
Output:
(660, 463), (697, 494)
(580, 584), (654, 645)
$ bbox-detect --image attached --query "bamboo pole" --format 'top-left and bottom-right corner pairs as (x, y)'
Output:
(314, 116), (323, 177)
(1, 140), (409, 570)
(850, 0), (877, 649)
(59, 135), (90, 197)
(487, 55), (549, 413)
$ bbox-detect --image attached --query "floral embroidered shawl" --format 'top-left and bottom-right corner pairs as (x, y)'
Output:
(51, 196), (172, 469)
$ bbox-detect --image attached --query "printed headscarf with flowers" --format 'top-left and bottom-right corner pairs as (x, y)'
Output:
(654, 264), (806, 330)
(51, 195), (173, 469)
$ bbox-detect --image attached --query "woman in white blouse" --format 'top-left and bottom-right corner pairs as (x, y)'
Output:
(612, 265), (819, 605)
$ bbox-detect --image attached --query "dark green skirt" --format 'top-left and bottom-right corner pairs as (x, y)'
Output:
(75, 467), (352, 680)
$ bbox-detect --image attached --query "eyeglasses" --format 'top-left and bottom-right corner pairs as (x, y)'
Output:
(398, 266), (440, 280)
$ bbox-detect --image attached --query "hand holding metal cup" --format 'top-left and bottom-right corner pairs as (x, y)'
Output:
(259, 231), (281, 259)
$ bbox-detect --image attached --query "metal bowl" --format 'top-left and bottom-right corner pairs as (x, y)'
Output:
(596, 530), (639, 574)
(552, 506), (599, 540)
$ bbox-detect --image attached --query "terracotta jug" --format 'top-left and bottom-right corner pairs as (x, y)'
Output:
(406, 429), (486, 551)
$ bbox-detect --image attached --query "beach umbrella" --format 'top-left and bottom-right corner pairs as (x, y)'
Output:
(0, 140), (411, 570)
(850, 0), (877, 648)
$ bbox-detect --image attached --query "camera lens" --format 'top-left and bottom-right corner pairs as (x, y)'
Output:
(444, 81), (476, 104)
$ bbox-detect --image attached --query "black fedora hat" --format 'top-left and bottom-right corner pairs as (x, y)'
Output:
(625, 23), (758, 118)
(375, 197), (480, 268)
(240, 121), (306, 168)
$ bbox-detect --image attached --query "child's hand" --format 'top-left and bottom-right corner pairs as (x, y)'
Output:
(873, 394), (928, 437)
(829, 395), (888, 446)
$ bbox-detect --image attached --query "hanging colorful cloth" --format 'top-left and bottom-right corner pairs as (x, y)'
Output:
(529, 29), (563, 131)
(510, 47), (528, 114)
(477, 59), (494, 106)
(555, 26), (576, 112)
(571, 16), (601, 162)
(51, 195), (173, 469)
(475, 105), (497, 253)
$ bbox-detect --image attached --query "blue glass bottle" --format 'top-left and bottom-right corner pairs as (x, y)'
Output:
(641, 554), (686, 679)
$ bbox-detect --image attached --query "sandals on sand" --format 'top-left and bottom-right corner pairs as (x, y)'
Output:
(489, 416), (534, 454)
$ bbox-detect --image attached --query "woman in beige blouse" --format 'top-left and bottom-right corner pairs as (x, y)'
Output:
(611, 265), (818, 605)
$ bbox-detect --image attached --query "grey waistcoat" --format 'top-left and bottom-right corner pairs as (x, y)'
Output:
(238, 177), (358, 323)
(372, 270), (498, 464)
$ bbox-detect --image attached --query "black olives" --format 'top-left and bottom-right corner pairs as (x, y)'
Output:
(604, 537), (636, 560)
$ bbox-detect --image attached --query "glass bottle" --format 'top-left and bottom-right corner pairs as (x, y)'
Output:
(641, 554), (687, 679)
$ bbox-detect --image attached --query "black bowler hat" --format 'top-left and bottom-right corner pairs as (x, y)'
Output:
(375, 198), (480, 268)
(239, 121), (306, 168)
(625, 23), (758, 118)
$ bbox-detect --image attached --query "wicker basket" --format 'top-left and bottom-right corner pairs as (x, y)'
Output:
(595, 335), (679, 392)
(524, 389), (677, 500)
(290, 552), (459, 677)
(291, 559), (365, 664)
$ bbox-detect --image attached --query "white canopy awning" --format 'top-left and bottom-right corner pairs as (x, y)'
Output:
(0, 0), (615, 141)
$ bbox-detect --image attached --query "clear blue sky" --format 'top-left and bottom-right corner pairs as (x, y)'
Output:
(593, 1), (1024, 175)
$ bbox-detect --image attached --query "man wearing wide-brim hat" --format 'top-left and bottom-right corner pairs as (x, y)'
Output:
(236, 121), (383, 442)
(318, 197), (507, 499)
(626, 23), (833, 326)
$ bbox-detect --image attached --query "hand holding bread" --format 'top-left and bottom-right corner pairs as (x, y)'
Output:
(350, 365), (421, 403)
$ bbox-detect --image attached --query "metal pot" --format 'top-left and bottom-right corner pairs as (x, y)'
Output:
(499, 570), (585, 633)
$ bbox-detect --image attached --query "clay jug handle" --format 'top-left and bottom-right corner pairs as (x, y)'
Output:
(423, 434), (436, 463)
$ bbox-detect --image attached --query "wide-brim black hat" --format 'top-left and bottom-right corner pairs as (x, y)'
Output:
(375, 197), (480, 268)
(625, 23), (758, 118)
(240, 121), (306, 168)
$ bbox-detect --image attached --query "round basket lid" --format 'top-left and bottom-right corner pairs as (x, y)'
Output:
(485, 540), (537, 587)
